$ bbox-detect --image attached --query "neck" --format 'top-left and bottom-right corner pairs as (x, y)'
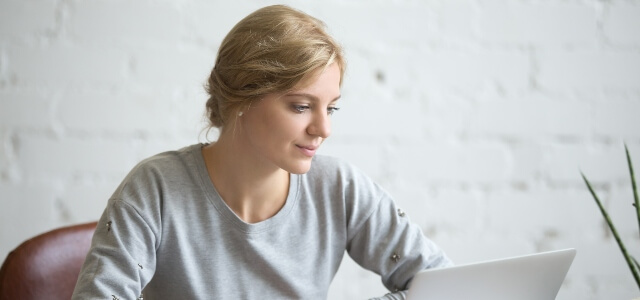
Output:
(202, 132), (290, 224)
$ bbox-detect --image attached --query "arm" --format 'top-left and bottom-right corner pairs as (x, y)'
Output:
(347, 192), (452, 299)
(72, 199), (158, 300)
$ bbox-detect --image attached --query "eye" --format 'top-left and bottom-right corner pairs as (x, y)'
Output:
(292, 105), (310, 114)
(327, 106), (340, 115)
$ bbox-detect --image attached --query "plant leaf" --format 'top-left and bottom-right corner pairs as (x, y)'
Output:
(582, 172), (640, 291)
(625, 143), (640, 240)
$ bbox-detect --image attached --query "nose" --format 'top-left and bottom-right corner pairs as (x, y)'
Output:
(307, 110), (331, 138)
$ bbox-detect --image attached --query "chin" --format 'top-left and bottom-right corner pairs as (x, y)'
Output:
(283, 160), (313, 174)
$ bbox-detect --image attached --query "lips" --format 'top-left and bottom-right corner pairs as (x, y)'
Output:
(296, 144), (318, 157)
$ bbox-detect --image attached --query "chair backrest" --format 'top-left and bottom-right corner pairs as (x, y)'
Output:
(0, 222), (97, 300)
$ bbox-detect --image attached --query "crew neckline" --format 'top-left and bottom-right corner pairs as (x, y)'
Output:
(190, 143), (300, 234)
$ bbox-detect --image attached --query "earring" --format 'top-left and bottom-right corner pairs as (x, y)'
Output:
(238, 111), (243, 117)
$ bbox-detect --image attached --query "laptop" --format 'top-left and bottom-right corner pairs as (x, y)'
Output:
(406, 248), (576, 300)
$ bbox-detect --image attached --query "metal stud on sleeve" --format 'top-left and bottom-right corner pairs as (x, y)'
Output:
(391, 252), (400, 262)
(397, 209), (406, 217)
(106, 221), (113, 232)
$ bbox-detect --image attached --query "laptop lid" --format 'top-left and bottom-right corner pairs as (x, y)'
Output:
(406, 248), (576, 300)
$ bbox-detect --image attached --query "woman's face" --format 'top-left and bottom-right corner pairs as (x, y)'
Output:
(239, 63), (341, 174)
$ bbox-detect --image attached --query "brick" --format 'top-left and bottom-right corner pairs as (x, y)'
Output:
(546, 235), (639, 299)
(593, 100), (640, 138)
(174, 89), (211, 135)
(435, 233), (534, 265)
(467, 95), (591, 138)
(0, 0), (57, 39)
(329, 92), (427, 141)
(422, 92), (475, 138)
(390, 185), (484, 237)
(67, 0), (182, 45)
(484, 190), (604, 236)
(351, 47), (529, 93)
(313, 3), (435, 48)
(15, 135), (135, 179)
(589, 280), (638, 300)
(0, 51), (6, 85)
(509, 143), (546, 183)
(0, 183), (56, 263)
(545, 143), (640, 184)
(537, 51), (640, 91)
(549, 234), (640, 278)
(555, 280), (595, 300)
(6, 44), (128, 87)
(57, 183), (115, 223)
(0, 129), (10, 178)
(606, 185), (640, 238)
(477, 1), (597, 46)
(603, 3), (640, 45)
(128, 46), (213, 89)
(433, 0), (478, 41)
(56, 90), (179, 133)
(182, 2), (258, 48)
(55, 88), (203, 148)
(418, 49), (530, 92)
(336, 53), (391, 98)
(387, 142), (511, 184)
(0, 90), (53, 129)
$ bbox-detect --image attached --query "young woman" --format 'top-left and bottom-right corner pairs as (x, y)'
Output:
(72, 5), (451, 300)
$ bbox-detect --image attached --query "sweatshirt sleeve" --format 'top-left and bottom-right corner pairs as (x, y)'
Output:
(345, 185), (453, 298)
(71, 156), (164, 300)
(71, 198), (157, 300)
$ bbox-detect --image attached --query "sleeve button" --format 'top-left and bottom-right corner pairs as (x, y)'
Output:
(397, 209), (405, 217)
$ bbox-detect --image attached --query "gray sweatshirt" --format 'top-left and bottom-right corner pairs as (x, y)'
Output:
(72, 144), (452, 299)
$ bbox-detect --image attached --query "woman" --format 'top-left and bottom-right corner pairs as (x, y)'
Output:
(72, 5), (451, 300)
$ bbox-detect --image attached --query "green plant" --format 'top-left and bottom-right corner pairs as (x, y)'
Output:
(581, 143), (640, 290)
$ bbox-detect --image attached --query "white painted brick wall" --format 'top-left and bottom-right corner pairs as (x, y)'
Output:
(538, 51), (640, 91)
(1, 0), (639, 299)
(477, 1), (598, 46)
(604, 2), (640, 45)
(6, 44), (129, 87)
(66, 1), (183, 45)
(0, 0), (57, 40)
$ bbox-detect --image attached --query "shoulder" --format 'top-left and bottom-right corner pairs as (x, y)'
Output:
(305, 155), (393, 234)
(308, 154), (366, 180)
(306, 154), (386, 206)
(137, 144), (199, 169)
(307, 155), (377, 191)
(115, 144), (202, 198)
(127, 144), (200, 179)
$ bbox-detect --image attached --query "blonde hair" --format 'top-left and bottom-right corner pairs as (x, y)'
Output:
(205, 5), (345, 130)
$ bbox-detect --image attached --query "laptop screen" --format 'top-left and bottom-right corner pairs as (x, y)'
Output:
(406, 248), (576, 300)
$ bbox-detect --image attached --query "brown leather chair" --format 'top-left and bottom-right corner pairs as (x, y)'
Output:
(0, 222), (97, 300)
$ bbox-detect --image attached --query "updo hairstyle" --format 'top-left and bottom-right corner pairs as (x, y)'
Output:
(205, 5), (345, 130)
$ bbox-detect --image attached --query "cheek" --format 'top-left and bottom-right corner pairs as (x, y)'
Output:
(269, 116), (303, 141)
(282, 115), (309, 134)
(251, 112), (299, 143)
(245, 104), (309, 146)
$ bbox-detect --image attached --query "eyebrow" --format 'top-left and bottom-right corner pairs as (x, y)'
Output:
(284, 93), (341, 103)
